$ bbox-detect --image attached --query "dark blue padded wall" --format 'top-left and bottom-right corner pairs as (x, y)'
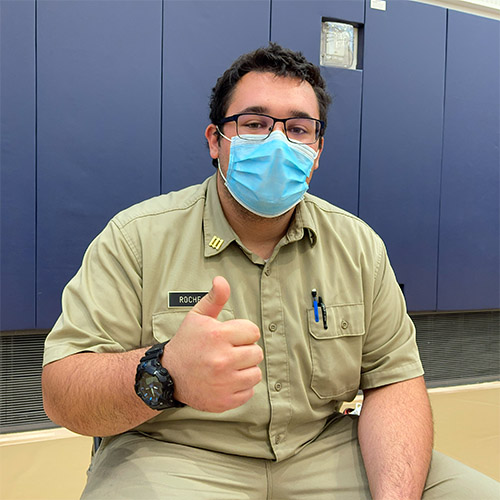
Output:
(359, 0), (447, 311)
(161, 0), (271, 193)
(438, 12), (500, 310)
(1, 1), (499, 332)
(0, 0), (36, 330)
(271, 0), (364, 215)
(36, 0), (163, 328)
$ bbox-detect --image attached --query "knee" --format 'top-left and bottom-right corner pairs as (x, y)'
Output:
(423, 451), (499, 499)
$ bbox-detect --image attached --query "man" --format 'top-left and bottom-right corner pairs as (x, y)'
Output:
(42, 44), (498, 499)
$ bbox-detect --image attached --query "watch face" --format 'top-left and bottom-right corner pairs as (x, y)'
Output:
(135, 344), (185, 410)
(137, 372), (163, 406)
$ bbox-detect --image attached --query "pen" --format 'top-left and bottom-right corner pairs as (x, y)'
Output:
(319, 296), (328, 329)
(311, 289), (319, 322)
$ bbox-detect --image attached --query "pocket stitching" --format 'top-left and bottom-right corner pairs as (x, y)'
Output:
(308, 303), (365, 399)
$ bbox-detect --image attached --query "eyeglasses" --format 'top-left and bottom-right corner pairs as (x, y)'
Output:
(217, 113), (324, 145)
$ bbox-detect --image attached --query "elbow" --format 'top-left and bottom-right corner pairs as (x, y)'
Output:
(41, 362), (89, 435)
(42, 363), (67, 428)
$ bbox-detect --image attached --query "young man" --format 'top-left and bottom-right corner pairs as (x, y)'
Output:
(42, 44), (498, 499)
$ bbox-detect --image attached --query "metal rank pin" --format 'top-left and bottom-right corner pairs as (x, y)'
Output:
(209, 235), (224, 250)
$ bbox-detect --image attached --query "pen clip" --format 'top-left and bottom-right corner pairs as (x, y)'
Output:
(318, 296), (328, 330)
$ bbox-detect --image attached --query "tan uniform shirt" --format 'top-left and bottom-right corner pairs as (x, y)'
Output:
(44, 174), (423, 462)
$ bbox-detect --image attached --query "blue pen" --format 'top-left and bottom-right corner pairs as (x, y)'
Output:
(311, 289), (319, 322)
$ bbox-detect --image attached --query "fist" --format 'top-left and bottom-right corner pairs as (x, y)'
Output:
(162, 276), (263, 413)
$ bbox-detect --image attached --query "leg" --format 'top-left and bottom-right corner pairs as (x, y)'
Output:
(423, 450), (500, 499)
(81, 432), (268, 500)
(270, 414), (372, 499)
(270, 415), (499, 500)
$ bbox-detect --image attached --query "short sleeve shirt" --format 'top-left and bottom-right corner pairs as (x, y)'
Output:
(44, 174), (423, 461)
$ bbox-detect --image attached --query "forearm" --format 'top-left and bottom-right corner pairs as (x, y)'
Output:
(42, 349), (156, 437)
(358, 376), (433, 500)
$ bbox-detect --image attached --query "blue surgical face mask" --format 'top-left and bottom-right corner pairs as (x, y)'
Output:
(218, 130), (318, 218)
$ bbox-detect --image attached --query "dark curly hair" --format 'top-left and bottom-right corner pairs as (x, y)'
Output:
(209, 43), (332, 167)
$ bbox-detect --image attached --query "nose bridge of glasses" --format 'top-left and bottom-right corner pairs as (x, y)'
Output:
(272, 118), (287, 135)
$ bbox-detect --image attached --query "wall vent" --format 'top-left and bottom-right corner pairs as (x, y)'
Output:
(0, 330), (56, 434)
(412, 310), (500, 387)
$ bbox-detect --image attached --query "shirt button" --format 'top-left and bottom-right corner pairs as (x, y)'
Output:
(269, 323), (277, 332)
(275, 434), (283, 444)
(341, 320), (349, 329)
(274, 382), (282, 392)
(264, 268), (271, 276)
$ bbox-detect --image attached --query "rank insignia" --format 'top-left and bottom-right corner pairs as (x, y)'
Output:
(209, 235), (224, 250)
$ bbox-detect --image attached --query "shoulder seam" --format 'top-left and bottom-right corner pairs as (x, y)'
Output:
(114, 191), (207, 230)
(304, 197), (376, 233)
(373, 237), (385, 284)
(110, 219), (142, 267)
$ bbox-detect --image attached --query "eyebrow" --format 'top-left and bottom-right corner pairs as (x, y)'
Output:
(237, 106), (315, 119)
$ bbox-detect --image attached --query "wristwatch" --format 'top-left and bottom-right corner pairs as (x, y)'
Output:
(134, 341), (185, 410)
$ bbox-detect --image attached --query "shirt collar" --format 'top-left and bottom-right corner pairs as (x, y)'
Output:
(203, 174), (239, 257)
(287, 197), (318, 247)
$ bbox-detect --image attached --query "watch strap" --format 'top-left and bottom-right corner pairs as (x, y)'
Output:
(135, 340), (185, 410)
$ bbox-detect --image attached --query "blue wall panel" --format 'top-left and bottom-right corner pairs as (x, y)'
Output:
(0, 0), (36, 330)
(438, 12), (500, 310)
(359, 0), (446, 311)
(161, 0), (270, 193)
(271, 0), (364, 215)
(2, 0), (499, 331)
(36, 0), (163, 328)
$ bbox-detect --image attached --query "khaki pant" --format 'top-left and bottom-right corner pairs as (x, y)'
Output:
(82, 415), (499, 499)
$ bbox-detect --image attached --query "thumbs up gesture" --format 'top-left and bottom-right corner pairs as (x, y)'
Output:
(161, 276), (263, 413)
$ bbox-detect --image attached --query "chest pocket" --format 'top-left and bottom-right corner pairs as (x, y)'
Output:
(308, 303), (365, 400)
(152, 309), (235, 343)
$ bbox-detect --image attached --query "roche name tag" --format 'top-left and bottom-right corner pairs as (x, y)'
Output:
(168, 291), (208, 308)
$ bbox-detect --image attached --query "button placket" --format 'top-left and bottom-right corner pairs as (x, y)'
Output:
(259, 256), (290, 459)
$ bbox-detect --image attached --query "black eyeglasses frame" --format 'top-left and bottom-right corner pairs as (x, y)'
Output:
(216, 112), (325, 145)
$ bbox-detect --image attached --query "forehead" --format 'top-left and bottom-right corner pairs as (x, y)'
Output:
(226, 71), (320, 118)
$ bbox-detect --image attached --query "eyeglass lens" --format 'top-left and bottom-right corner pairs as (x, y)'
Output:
(236, 114), (319, 144)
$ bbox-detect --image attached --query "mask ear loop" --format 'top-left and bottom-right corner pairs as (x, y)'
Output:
(217, 158), (228, 185)
(215, 125), (232, 185)
(216, 125), (232, 143)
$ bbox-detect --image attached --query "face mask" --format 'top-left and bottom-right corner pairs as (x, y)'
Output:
(218, 130), (318, 218)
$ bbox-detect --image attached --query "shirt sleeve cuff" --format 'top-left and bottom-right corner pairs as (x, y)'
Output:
(360, 361), (425, 390)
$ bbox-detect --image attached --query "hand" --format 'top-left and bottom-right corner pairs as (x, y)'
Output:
(162, 276), (263, 412)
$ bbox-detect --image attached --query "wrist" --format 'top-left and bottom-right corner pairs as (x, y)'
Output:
(134, 341), (185, 410)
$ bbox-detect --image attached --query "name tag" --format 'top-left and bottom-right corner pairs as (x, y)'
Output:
(168, 291), (208, 308)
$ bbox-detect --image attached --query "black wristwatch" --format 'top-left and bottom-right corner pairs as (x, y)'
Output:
(134, 341), (185, 410)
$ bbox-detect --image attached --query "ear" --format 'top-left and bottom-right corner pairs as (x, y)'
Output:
(312, 137), (324, 171)
(306, 137), (324, 184)
(205, 124), (220, 160)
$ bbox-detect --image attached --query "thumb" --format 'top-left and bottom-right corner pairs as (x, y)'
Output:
(192, 276), (230, 319)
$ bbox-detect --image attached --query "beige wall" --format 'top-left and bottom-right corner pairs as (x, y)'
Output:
(0, 382), (498, 500)
(429, 384), (500, 481)
(0, 429), (91, 500)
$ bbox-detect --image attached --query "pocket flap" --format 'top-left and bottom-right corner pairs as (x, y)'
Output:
(152, 309), (235, 343)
